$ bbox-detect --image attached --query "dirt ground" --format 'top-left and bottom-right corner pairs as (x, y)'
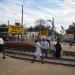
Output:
(0, 53), (75, 75)
(61, 43), (75, 52)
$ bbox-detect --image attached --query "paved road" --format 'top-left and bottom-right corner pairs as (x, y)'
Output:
(0, 53), (75, 75)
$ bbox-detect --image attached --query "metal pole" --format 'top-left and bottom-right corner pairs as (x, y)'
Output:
(40, 20), (41, 35)
(52, 17), (55, 41)
(8, 20), (9, 34)
(8, 20), (11, 41)
(21, 5), (23, 42)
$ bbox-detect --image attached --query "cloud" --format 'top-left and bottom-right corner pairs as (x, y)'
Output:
(0, 0), (75, 33)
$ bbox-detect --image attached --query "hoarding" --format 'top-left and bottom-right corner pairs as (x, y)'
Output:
(39, 30), (48, 36)
(8, 25), (22, 34)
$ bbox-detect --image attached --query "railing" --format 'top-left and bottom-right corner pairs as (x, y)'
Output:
(4, 41), (36, 53)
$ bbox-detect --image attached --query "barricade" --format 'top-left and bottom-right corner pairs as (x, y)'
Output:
(4, 41), (36, 53)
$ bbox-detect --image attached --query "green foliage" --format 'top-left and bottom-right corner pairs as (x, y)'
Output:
(66, 22), (75, 34)
(0, 24), (8, 32)
(0, 24), (8, 40)
(28, 27), (34, 32)
(66, 22), (75, 40)
(35, 19), (46, 26)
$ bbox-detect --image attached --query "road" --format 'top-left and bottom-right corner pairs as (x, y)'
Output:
(0, 53), (75, 75)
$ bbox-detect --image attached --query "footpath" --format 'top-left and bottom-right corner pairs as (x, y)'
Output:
(62, 43), (75, 56)
(62, 43), (75, 52)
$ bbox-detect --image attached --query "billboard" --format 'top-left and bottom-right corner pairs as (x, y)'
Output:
(39, 29), (48, 36)
(8, 25), (23, 34)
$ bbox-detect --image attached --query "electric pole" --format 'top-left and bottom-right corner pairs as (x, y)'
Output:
(52, 17), (55, 41)
(21, 5), (23, 41)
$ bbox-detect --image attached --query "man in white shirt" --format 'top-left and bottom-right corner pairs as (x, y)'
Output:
(41, 38), (49, 58)
(0, 37), (5, 59)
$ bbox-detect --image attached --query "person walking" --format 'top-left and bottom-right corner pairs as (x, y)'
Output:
(55, 40), (62, 58)
(31, 39), (44, 64)
(50, 41), (56, 57)
(0, 37), (5, 59)
(41, 38), (49, 58)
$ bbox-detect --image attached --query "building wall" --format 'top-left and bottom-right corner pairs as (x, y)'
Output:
(64, 34), (74, 40)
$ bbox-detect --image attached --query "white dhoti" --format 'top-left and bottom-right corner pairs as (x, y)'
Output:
(33, 42), (42, 58)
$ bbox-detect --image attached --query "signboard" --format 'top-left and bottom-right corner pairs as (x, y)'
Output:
(39, 30), (48, 36)
(8, 25), (22, 34)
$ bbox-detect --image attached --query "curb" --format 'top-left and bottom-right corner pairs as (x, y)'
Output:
(6, 54), (75, 67)
(6, 51), (75, 62)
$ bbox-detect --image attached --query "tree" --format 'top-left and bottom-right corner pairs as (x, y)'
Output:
(0, 24), (8, 40)
(35, 19), (60, 37)
(66, 22), (75, 40)
(27, 19), (60, 37)
(35, 19), (51, 34)
(0, 24), (8, 32)
(35, 19), (46, 26)
(28, 27), (34, 32)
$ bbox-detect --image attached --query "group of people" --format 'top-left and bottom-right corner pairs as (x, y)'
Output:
(31, 38), (62, 64)
(0, 36), (62, 63)
(31, 38), (49, 64)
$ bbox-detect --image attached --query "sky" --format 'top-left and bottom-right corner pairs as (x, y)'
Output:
(0, 0), (75, 33)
